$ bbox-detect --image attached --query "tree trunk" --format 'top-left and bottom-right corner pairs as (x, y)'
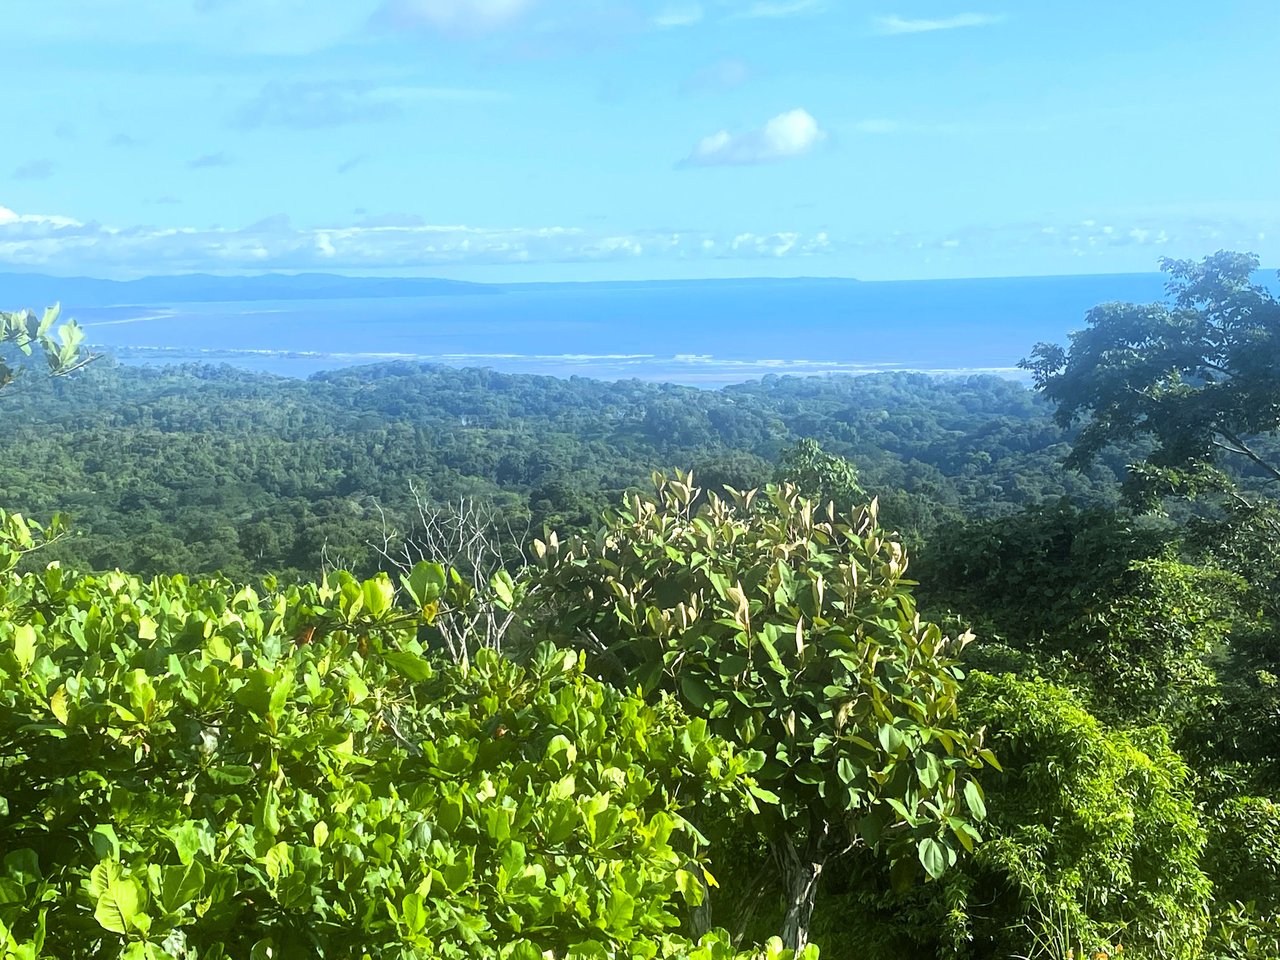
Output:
(773, 836), (824, 952)
(689, 883), (713, 941)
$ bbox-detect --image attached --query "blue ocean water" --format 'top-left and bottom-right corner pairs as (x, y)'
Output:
(74, 273), (1178, 387)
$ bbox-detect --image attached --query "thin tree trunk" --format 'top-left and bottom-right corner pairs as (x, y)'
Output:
(773, 836), (824, 952)
(688, 878), (713, 940)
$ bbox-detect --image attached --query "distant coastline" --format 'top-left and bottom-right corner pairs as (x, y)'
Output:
(12, 267), (1275, 388)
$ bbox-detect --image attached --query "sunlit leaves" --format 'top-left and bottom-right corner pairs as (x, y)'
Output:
(0, 530), (775, 959)
(1, 303), (94, 395)
(528, 471), (994, 946)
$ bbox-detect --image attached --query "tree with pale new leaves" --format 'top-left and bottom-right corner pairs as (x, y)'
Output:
(525, 472), (994, 952)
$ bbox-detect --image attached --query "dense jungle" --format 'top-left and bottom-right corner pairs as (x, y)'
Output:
(2, 252), (1279, 960)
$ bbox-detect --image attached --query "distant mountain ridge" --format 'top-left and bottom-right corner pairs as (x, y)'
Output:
(0, 272), (497, 308)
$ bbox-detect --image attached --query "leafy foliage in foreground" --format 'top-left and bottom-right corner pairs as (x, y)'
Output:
(0, 303), (90, 393)
(0, 534), (808, 960)
(527, 474), (992, 948)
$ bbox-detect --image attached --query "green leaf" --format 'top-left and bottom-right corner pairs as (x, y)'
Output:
(90, 825), (120, 862)
(404, 562), (446, 609)
(491, 569), (516, 609)
(170, 821), (213, 866)
(878, 723), (905, 754)
(963, 779), (987, 821)
(837, 757), (856, 784)
(679, 674), (713, 710)
(914, 751), (940, 790)
(12, 624), (36, 671)
(159, 861), (206, 913)
(362, 573), (396, 620)
(94, 873), (143, 934)
(917, 837), (947, 880)
(383, 650), (433, 682)
(88, 860), (123, 901)
(601, 888), (635, 928)
(437, 794), (464, 834)
(49, 687), (69, 725)
(401, 892), (427, 934)
(674, 868), (705, 906)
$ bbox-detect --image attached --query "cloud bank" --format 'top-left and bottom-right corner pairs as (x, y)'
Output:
(1, 203), (1272, 278)
(0, 203), (833, 275)
(683, 108), (826, 166)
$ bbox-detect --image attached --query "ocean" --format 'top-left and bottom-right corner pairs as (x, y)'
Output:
(70, 273), (1181, 387)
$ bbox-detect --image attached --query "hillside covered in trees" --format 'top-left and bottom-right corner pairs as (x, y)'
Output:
(3, 253), (1280, 960)
(1, 359), (1125, 580)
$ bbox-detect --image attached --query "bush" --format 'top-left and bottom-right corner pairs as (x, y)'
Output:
(0, 538), (803, 960)
(1202, 796), (1280, 959)
(815, 672), (1211, 960)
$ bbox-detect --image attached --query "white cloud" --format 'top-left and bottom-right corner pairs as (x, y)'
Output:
(377, 0), (536, 35)
(0, 203), (836, 275)
(682, 108), (826, 167)
(0, 206), (80, 228)
(873, 12), (1004, 34)
(654, 4), (703, 27)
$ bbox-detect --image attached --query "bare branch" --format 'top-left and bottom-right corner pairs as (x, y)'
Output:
(1216, 428), (1280, 483)
(370, 487), (536, 664)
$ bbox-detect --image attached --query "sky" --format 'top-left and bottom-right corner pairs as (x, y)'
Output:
(1, 0), (1277, 282)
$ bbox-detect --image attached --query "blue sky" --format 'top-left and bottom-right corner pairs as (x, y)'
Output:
(1, 0), (1277, 281)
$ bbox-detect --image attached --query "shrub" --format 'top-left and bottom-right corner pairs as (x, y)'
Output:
(814, 672), (1211, 960)
(0, 531), (801, 960)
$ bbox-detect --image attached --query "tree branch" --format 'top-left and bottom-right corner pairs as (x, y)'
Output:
(1215, 429), (1280, 483)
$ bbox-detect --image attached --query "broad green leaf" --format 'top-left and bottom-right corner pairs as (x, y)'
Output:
(963, 779), (987, 821)
(383, 650), (433, 682)
(917, 837), (947, 880)
(878, 723), (905, 754)
(361, 574), (395, 620)
(170, 821), (214, 866)
(94, 874), (143, 934)
(88, 860), (123, 900)
(401, 892), (426, 934)
(159, 861), (206, 913)
(90, 825), (120, 862)
(12, 624), (35, 671)
(49, 687), (69, 725)
(404, 562), (446, 609)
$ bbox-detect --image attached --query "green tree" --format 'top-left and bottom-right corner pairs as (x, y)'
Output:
(821, 672), (1211, 960)
(774, 440), (865, 514)
(525, 471), (994, 951)
(1022, 251), (1280, 497)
